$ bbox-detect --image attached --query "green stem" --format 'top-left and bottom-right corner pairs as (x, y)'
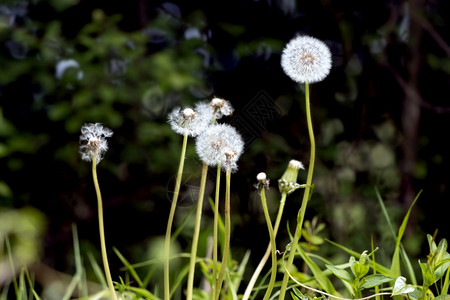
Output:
(186, 163), (209, 300)
(260, 187), (277, 300)
(214, 169), (232, 300)
(211, 164), (221, 300)
(242, 192), (287, 300)
(164, 133), (188, 300)
(279, 82), (315, 300)
(92, 156), (117, 300)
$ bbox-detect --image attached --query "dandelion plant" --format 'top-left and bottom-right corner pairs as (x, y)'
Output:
(79, 123), (117, 300)
(278, 35), (332, 300)
(165, 106), (211, 300)
(194, 122), (243, 300)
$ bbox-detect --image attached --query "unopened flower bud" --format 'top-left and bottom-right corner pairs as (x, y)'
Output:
(257, 172), (267, 182)
(278, 160), (304, 195)
(255, 172), (270, 190)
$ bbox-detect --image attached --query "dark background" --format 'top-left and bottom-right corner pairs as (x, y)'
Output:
(1, 0), (450, 297)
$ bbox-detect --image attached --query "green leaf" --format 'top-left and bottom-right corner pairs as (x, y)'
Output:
(326, 239), (393, 276)
(360, 274), (394, 289)
(326, 264), (354, 284)
(297, 247), (340, 296)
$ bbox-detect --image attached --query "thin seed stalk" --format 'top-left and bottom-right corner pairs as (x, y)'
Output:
(186, 163), (209, 300)
(279, 82), (315, 300)
(242, 192), (287, 300)
(164, 133), (188, 300)
(260, 187), (278, 300)
(92, 156), (117, 300)
(211, 164), (221, 300)
(214, 169), (232, 300)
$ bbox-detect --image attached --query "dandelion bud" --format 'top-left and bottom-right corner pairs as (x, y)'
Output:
(257, 172), (267, 182)
(168, 106), (212, 137)
(79, 123), (113, 164)
(195, 124), (244, 172)
(256, 172), (270, 190)
(281, 35), (332, 84)
(278, 160), (304, 195)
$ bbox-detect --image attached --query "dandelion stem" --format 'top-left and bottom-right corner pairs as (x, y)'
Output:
(242, 192), (287, 300)
(92, 156), (117, 300)
(164, 133), (188, 300)
(260, 186), (278, 300)
(186, 163), (209, 300)
(214, 169), (232, 300)
(279, 82), (315, 300)
(211, 164), (221, 300)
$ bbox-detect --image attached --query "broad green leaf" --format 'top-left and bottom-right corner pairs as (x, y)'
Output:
(326, 264), (354, 284)
(360, 274), (394, 289)
(435, 261), (450, 282)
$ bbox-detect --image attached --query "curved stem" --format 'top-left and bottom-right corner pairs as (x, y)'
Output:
(260, 187), (277, 300)
(92, 157), (117, 300)
(279, 82), (315, 300)
(242, 192), (287, 300)
(214, 170), (231, 300)
(164, 133), (188, 300)
(186, 163), (209, 300)
(211, 164), (221, 300)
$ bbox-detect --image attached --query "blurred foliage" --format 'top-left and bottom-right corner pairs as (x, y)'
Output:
(0, 207), (46, 284)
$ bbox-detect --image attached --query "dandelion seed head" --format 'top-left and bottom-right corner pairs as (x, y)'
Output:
(195, 124), (244, 172)
(281, 35), (332, 83)
(79, 123), (113, 164)
(210, 97), (234, 119)
(168, 106), (212, 137)
(195, 98), (234, 122)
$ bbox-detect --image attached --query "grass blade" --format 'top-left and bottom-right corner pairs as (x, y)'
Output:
(113, 247), (143, 287)
(390, 190), (422, 277)
(375, 188), (417, 285)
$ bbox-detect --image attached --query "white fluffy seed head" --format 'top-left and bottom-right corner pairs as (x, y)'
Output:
(168, 106), (212, 137)
(281, 35), (332, 83)
(195, 124), (244, 172)
(79, 123), (113, 164)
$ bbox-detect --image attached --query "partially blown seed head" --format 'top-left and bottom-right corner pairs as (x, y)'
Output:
(195, 98), (234, 122)
(79, 123), (113, 164)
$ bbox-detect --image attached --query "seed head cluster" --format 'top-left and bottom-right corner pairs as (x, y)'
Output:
(281, 35), (332, 83)
(79, 123), (113, 164)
